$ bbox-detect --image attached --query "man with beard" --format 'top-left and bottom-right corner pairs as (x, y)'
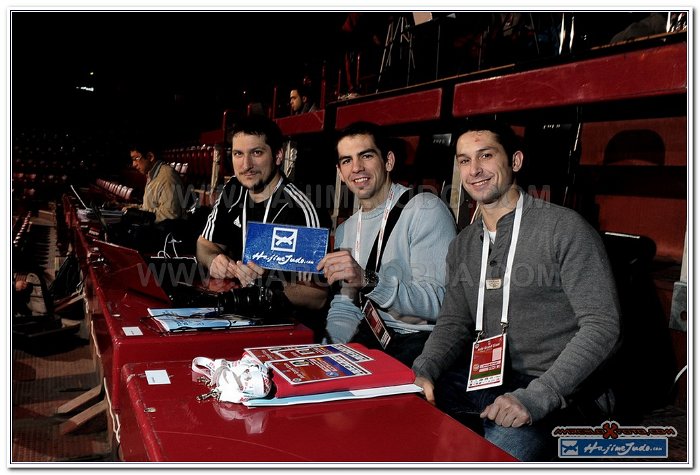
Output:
(197, 115), (330, 333)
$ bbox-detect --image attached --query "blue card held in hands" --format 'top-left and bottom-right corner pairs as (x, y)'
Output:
(244, 222), (329, 273)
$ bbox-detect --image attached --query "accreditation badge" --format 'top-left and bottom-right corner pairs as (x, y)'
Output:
(362, 300), (391, 349)
(466, 333), (506, 392)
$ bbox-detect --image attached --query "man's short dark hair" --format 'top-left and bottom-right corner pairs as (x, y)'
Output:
(453, 118), (522, 166)
(231, 115), (284, 157)
(291, 83), (312, 100)
(128, 142), (156, 156)
(336, 121), (391, 162)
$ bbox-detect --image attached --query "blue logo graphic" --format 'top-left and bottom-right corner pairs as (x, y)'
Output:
(552, 421), (675, 459)
(244, 222), (329, 273)
(271, 227), (298, 252)
(559, 438), (668, 458)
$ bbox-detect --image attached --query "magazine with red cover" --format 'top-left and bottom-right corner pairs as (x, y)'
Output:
(247, 343), (417, 399)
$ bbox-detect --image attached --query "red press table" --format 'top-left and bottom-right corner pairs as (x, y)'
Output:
(118, 360), (517, 463)
(91, 282), (313, 414)
(62, 199), (314, 417)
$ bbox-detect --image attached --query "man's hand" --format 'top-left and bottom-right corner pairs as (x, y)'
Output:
(209, 254), (265, 286)
(209, 254), (237, 280)
(480, 394), (532, 428)
(232, 260), (265, 288)
(413, 376), (436, 405)
(317, 250), (364, 288)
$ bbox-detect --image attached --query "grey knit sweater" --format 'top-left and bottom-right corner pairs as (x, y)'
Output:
(412, 190), (620, 422)
(325, 183), (457, 343)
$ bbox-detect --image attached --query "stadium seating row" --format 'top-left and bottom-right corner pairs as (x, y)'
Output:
(96, 178), (135, 201)
(161, 145), (225, 190)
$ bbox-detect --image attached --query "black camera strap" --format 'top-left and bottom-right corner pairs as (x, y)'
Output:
(356, 188), (415, 348)
(365, 188), (414, 274)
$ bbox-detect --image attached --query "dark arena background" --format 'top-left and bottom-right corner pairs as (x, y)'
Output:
(9, 8), (690, 466)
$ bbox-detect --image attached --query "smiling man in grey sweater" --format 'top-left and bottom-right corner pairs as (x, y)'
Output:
(412, 119), (620, 461)
(318, 121), (456, 366)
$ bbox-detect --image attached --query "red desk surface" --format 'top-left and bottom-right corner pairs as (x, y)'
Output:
(76, 237), (314, 413)
(63, 200), (314, 414)
(91, 282), (313, 412)
(119, 360), (516, 463)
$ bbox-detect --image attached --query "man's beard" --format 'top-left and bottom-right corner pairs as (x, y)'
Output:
(248, 169), (278, 193)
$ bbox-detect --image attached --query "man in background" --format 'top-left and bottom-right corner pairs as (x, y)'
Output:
(126, 143), (186, 223)
(289, 84), (318, 115)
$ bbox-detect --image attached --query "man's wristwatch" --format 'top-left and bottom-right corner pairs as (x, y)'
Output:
(361, 269), (379, 293)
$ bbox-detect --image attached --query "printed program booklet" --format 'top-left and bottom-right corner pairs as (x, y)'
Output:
(244, 343), (373, 365)
(238, 343), (422, 406)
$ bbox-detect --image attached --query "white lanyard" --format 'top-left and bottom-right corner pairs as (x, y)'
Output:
(191, 355), (271, 403)
(354, 187), (396, 270)
(475, 192), (524, 336)
(241, 178), (283, 256)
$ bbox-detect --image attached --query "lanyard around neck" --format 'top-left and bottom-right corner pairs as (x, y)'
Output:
(241, 178), (283, 255)
(354, 186), (395, 270)
(475, 191), (524, 335)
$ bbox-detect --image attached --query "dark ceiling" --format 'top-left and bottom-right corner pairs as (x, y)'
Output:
(10, 10), (656, 146)
(11, 11), (351, 142)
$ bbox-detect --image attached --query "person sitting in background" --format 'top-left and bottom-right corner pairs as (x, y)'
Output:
(412, 118), (620, 461)
(124, 143), (186, 223)
(317, 121), (456, 366)
(13, 272), (47, 317)
(289, 84), (318, 115)
(117, 143), (192, 253)
(197, 115), (330, 339)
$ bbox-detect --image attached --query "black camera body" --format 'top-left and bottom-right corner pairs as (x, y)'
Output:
(217, 281), (289, 319)
(170, 280), (291, 320)
(217, 285), (273, 317)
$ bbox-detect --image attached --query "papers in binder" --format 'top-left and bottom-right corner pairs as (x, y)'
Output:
(147, 307), (258, 332)
(148, 307), (219, 317)
(239, 343), (420, 405)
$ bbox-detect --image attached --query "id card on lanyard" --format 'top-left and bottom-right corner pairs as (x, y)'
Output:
(362, 300), (391, 349)
(466, 192), (523, 392)
(467, 333), (507, 391)
(356, 188), (396, 348)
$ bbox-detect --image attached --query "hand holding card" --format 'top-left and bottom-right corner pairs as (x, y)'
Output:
(243, 222), (329, 274)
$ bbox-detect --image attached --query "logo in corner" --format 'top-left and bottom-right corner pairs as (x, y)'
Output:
(552, 420), (677, 458)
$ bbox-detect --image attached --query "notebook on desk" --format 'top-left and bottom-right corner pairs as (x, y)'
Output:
(140, 255), (230, 309)
(72, 185), (124, 222)
(92, 239), (172, 305)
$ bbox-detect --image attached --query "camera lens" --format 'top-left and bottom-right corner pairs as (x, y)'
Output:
(218, 285), (274, 317)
